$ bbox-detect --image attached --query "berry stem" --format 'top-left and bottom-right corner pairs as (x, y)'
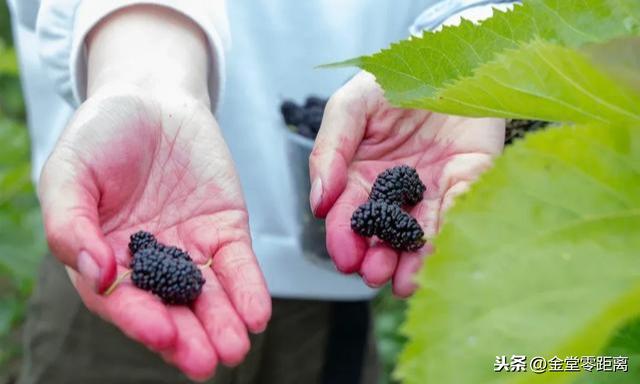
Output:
(104, 270), (132, 296)
(201, 257), (213, 269)
(104, 257), (211, 297)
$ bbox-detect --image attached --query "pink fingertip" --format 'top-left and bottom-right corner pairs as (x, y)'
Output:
(393, 254), (424, 298)
(169, 309), (218, 381)
(243, 293), (272, 334)
(326, 227), (367, 273)
(361, 246), (398, 287)
(217, 328), (250, 366)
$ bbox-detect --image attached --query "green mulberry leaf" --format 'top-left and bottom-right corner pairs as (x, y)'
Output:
(329, 0), (640, 126)
(397, 40), (640, 127)
(584, 36), (640, 94)
(575, 316), (640, 383)
(397, 124), (640, 384)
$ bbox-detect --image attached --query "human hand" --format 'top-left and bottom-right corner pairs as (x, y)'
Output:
(309, 71), (505, 297)
(38, 6), (270, 381)
(40, 88), (271, 381)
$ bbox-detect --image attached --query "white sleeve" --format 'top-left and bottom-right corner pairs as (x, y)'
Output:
(409, 1), (518, 36)
(6, 0), (40, 30)
(35, 0), (230, 111)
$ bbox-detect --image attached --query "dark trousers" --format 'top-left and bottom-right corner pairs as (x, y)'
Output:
(18, 255), (379, 384)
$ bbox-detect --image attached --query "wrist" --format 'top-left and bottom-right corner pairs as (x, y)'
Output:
(86, 5), (210, 104)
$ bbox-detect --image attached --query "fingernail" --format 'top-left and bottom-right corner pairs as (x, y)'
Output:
(310, 178), (323, 214)
(77, 251), (101, 291)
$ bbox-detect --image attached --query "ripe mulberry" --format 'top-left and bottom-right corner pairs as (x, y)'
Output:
(146, 243), (192, 262)
(130, 247), (205, 305)
(281, 100), (305, 126)
(351, 200), (425, 251)
(128, 231), (191, 261)
(370, 165), (426, 206)
(505, 119), (550, 145)
(304, 95), (327, 109)
(128, 230), (157, 254)
(280, 96), (328, 139)
(304, 106), (324, 133)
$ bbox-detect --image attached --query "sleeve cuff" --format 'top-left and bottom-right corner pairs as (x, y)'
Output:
(37, 0), (230, 112)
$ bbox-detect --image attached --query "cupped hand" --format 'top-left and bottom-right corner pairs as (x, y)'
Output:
(309, 71), (505, 297)
(39, 87), (271, 381)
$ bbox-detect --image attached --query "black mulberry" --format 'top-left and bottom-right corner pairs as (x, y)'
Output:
(505, 119), (550, 145)
(130, 247), (205, 305)
(370, 165), (426, 206)
(128, 230), (157, 254)
(351, 200), (425, 251)
(150, 243), (192, 262)
(297, 124), (315, 139)
(280, 100), (304, 126)
(304, 106), (324, 133)
(305, 96), (326, 109)
(280, 97), (328, 139)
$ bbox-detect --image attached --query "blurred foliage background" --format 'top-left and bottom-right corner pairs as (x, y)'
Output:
(373, 288), (407, 384)
(0, 3), (406, 383)
(0, 3), (48, 384)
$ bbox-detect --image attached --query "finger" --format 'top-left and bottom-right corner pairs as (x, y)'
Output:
(325, 182), (369, 273)
(71, 268), (177, 350)
(163, 307), (218, 382)
(392, 198), (437, 297)
(213, 242), (271, 333)
(40, 155), (116, 293)
(360, 244), (398, 287)
(194, 268), (251, 366)
(439, 181), (472, 230)
(392, 247), (431, 298)
(309, 71), (380, 217)
(436, 152), (494, 230)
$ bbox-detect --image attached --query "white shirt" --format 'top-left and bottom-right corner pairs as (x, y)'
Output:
(7, 0), (510, 299)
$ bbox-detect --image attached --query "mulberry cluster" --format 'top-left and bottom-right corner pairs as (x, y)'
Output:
(505, 119), (550, 145)
(128, 230), (157, 254)
(280, 96), (328, 139)
(152, 244), (192, 262)
(351, 165), (426, 251)
(369, 165), (426, 206)
(351, 200), (425, 251)
(127, 231), (204, 305)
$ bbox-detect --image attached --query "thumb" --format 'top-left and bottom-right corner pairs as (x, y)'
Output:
(39, 151), (117, 293)
(309, 71), (379, 217)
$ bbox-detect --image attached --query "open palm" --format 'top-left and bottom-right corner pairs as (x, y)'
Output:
(310, 72), (505, 297)
(39, 89), (271, 380)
